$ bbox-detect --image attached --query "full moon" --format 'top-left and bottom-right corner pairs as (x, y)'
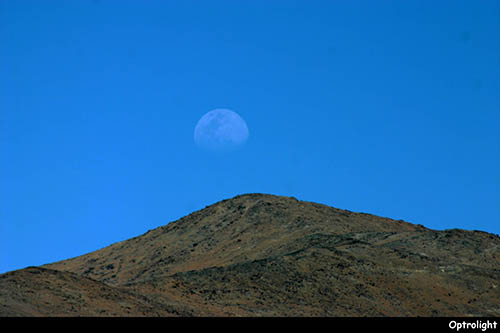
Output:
(194, 109), (249, 152)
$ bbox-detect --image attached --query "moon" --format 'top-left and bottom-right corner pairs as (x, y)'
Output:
(194, 109), (249, 152)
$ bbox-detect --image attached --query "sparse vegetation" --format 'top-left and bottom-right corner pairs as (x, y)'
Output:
(1, 193), (499, 316)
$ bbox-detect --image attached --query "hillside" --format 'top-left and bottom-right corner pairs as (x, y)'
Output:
(1, 193), (499, 316)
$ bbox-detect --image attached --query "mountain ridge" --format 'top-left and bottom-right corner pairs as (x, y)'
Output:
(1, 193), (499, 316)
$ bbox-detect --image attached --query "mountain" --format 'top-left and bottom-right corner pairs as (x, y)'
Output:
(1, 193), (499, 316)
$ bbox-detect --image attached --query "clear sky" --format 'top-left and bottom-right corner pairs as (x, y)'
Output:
(1, 0), (499, 274)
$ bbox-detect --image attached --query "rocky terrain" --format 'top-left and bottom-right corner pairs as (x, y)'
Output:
(1, 193), (499, 316)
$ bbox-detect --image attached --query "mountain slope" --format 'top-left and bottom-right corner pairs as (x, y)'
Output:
(1, 193), (499, 316)
(43, 193), (424, 286)
(0, 266), (194, 316)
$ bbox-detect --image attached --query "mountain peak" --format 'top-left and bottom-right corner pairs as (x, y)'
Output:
(2, 193), (499, 316)
(41, 193), (433, 286)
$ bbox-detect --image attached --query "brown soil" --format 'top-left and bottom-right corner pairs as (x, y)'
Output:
(1, 193), (499, 316)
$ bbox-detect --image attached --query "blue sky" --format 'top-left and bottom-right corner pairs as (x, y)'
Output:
(1, 0), (499, 274)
